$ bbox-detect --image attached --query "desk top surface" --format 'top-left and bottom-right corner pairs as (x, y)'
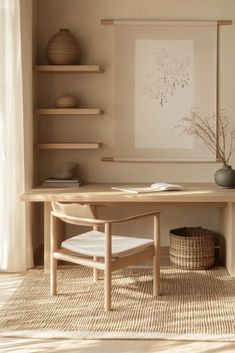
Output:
(21, 183), (235, 203)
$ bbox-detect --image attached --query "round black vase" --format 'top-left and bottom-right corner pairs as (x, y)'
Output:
(214, 164), (235, 188)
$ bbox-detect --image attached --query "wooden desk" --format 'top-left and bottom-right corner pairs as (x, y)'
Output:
(22, 183), (235, 275)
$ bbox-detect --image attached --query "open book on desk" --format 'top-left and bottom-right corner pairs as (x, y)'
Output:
(112, 183), (184, 194)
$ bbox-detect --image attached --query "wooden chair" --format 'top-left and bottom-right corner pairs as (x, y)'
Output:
(50, 201), (161, 311)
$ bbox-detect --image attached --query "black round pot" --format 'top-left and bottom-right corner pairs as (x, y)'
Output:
(214, 164), (235, 188)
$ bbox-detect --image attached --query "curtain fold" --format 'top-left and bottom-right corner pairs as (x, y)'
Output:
(0, 0), (33, 271)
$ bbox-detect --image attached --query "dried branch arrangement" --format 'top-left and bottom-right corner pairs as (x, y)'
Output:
(175, 109), (235, 165)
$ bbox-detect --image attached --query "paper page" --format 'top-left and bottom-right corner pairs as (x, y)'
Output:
(112, 183), (183, 193)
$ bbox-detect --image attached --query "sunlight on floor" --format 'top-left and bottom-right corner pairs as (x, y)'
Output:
(0, 272), (25, 307)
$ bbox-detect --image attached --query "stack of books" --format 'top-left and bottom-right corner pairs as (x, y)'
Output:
(42, 177), (81, 188)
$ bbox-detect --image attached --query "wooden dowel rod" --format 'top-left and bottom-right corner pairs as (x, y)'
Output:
(101, 157), (114, 162)
(101, 19), (232, 26)
(101, 157), (221, 163)
(217, 20), (232, 26)
(101, 19), (114, 25)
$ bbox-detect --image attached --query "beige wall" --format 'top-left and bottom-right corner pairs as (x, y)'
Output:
(34, 0), (235, 246)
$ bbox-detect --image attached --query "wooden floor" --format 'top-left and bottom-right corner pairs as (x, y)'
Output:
(1, 271), (235, 353)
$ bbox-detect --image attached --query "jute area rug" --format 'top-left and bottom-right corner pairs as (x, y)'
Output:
(0, 266), (235, 340)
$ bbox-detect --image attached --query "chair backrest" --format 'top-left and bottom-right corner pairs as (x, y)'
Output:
(51, 201), (97, 226)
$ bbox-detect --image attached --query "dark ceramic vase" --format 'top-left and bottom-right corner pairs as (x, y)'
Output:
(214, 164), (235, 188)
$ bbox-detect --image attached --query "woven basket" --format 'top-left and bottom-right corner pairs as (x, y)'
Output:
(169, 227), (215, 270)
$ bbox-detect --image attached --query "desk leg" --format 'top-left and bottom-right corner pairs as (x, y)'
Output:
(44, 202), (52, 273)
(220, 202), (235, 277)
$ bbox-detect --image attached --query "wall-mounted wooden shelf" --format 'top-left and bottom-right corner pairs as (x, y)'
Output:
(34, 65), (102, 73)
(35, 108), (103, 115)
(36, 143), (101, 150)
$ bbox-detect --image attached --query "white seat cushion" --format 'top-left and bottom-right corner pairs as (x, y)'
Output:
(61, 230), (153, 257)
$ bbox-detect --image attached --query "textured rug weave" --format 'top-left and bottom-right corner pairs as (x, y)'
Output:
(1, 266), (235, 340)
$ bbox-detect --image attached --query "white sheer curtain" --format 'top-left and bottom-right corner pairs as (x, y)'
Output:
(0, 0), (33, 271)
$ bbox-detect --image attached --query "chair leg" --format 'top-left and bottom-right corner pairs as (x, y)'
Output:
(104, 222), (112, 311)
(153, 214), (161, 297)
(50, 256), (57, 295)
(93, 225), (100, 282)
(93, 256), (100, 282)
(105, 267), (112, 311)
